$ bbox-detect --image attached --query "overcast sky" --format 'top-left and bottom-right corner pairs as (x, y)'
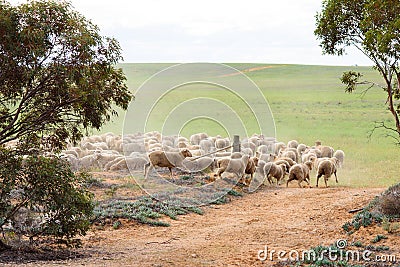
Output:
(10, 0), (372, 66)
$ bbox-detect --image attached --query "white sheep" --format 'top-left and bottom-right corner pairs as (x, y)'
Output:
(221, 155), (249, 180)
(182, 156), (215, 173)
(287, 140), (299, 149)
(333, 149), (345, 168)
(110, 157), (149, 172)
(199, 138), (214, 153)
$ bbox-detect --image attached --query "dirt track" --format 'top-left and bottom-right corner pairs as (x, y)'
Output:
(8, 186), (397, 267)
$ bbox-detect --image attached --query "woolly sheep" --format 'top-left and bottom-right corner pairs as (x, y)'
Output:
(316, 159), (338, 188)
(78, 154), (100, 171)
(214, 158), (230, 177)
(104, 156), (125, 171)
(215, 138), (229, 150)
(221, 155), (250, 180)
(280, 150), (297, 163)
(241, 147), (254, 157)
(264, 162), (286, 185)
(182, 156), (215, 173)
(144, 149), (192, 178)
(286, 161), (313, 188)
(190, 133), (201, 145)
(243, 157), (258, 185)
(287, 140), (299, 149)
(110, 157), (148, 172)
(241, 142), (256, 155)
(333, 149), (345, 168)
(94, 153), (122, 169)
(302, 152), (317, 163)
(275, 156), (295, 166)
(257, 145), (270, 155)
(231, 152), (243, 159)
(297, 144), (308, 156)
(274, 142), (286, 155)
(199, 139), (214, 153)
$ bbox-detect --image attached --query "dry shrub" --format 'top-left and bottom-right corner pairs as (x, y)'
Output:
(377, 183), (400, 216)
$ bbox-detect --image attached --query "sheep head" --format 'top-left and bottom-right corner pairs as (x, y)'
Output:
(180, 148), (192, 158)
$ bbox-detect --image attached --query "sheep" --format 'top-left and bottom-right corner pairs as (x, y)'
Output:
(242, 141), (256, 155)
(264, 162), (286, 185)
(287, 140), (299, 149)
(215, 152), (231, 157)
(333, 149), (345, 168)
(94, 153), (122, 169)
(214, 158), (230, 178)
(215, 138), (228, 150)
(61, 154), (79, 172)
(304, 148), (322, 158)
(315, 141), (334, 158)
(286, 161), (313, 188)
(274, 156), (296, 166)
(110, 157), (149, 172)
(190, 133), (201, 145)
(280, 150), (297, 163)
(78, 154), (100, 171)
(189, 149), (205, 157)
(302, 152), (317, 163)
(316, 158), (338, 188)
(297, 144), (308, 156)
(144, 149), (192, 178)
(199, 139), (214, 153)
(104, 156), (125, 171)
(258, 153), (272, 163)
(182, 156), (215, 173)
(243, 157), (258, 185)
(241, 147), (254, 157)
(257, 145), (270, 155)
(221, 155), (249, 180)
(274, 142), (286, 155)
(231, 152), (243, 159)
(273, 159), (291, 173)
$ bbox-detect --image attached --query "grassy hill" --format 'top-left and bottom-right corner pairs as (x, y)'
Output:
(96, 63), (400, 187)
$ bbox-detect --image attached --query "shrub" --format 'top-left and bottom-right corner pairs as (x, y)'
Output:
(0, 148), (94, 249)
(377, 183), (400, 216)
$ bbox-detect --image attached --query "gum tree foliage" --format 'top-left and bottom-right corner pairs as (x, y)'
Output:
(0, 147), (94, 249)
(0, 0), (132, 148)
(315, 0), (400, 144)
(0, 0), (132, 249)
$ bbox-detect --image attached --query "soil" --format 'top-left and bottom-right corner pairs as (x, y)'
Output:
(1, 185), (399, 267)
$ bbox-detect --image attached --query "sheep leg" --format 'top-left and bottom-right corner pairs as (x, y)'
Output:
(168, 167), (173, 177)
(144, 162), (151, 179)
(286, 177), (293, 187)
(334, 171), (338, 183)
(316, 174), (322, 187)
(298, 181), (303, 188)
(324, 176), (329, 188)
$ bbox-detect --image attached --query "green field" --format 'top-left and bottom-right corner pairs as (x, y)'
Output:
(97, 63), (400, 188)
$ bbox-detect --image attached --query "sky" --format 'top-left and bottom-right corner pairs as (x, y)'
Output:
(9, 0), (372, 66)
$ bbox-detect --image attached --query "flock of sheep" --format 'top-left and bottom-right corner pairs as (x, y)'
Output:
(59, 131), (345, 188)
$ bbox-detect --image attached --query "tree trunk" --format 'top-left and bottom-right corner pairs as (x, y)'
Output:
(387, 84), (400, 136)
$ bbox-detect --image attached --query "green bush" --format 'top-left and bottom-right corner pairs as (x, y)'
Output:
(0, 148), (94, 249)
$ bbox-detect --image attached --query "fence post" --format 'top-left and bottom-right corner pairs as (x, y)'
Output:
(232, 135), (240, 152)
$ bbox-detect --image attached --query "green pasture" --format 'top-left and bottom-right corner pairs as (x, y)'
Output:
(97, 63), (400, 188)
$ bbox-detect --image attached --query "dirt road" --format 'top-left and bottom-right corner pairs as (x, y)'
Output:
(7, 186), (393, 267)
